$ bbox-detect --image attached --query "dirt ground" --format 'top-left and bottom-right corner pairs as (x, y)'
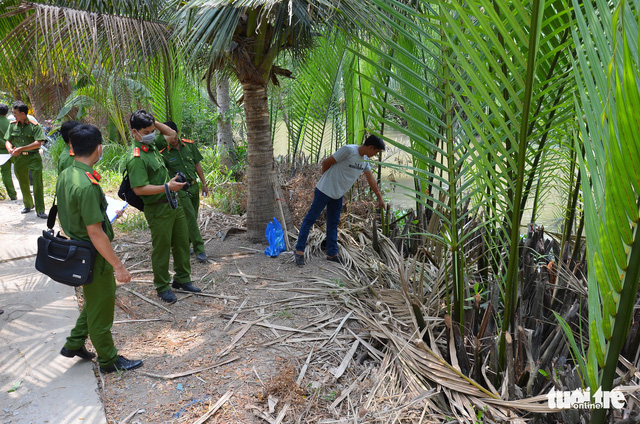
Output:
(92, 208), (374, 424)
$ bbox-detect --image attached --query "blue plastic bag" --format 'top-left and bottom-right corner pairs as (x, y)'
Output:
(264, 217), (287, 257)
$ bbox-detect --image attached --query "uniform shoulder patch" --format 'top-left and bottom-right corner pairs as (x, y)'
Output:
(159, 147), (166, 153)
(28, 118), (38, 125)
(85, 171), (100, 185)
(134, 147), (140, 157)
(69, 147), (75, 156)
(182, 138), (193, 144)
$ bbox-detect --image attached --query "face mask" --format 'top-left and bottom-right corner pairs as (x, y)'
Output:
(97, 145), (103, 163)
(136, 130), (156, 144)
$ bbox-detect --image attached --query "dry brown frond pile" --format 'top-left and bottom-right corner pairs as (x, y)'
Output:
(260, 362), (305, 407)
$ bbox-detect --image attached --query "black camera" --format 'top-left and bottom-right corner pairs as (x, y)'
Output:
(175, 171), (191, 191)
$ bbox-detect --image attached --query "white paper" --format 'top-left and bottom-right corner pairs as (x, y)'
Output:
(106, 196), (128, 223)
(0, 154), (11, 166)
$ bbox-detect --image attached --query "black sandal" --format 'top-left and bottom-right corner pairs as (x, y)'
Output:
(294, 252), (305, 267)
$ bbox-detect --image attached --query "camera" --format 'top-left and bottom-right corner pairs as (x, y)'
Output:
(175, 171), (191, 191)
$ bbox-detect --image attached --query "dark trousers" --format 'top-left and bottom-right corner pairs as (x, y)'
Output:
(295, 188), (343, 257)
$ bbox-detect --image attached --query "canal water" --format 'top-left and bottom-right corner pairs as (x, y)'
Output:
(272, 125), (564, 231)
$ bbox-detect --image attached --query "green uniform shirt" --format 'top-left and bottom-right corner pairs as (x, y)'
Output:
(4, 118), (45, 148)
(125, 138), (171, 205)
(159, 138), (203, 182)
(56, 161), (113, 243)
(57, 144), (76, 174)
(0, 116), (10, 154)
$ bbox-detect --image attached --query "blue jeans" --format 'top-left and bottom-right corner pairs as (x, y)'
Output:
(295, 188), (343, 257)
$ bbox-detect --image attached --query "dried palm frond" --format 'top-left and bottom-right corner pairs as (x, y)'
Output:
(303, 216), (563, 422)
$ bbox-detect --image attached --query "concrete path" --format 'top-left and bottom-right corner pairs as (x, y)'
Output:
(0, 176), (107, 424)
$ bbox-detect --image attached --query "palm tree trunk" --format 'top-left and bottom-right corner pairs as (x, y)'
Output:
(243, 83), (277, 241)
(216, 77), (237, 171)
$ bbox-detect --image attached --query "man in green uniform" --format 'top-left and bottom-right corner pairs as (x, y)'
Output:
(126, 110), (201, 303)
(159, 121), (209, 263)
(0, 104), (17, 200)
(57, 120), (81, 174)
(57, 124), (143, 373)
(3, 101), (47, 218)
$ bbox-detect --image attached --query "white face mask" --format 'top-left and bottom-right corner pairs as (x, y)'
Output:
(96, 145), (103, 164)
(136, 130), (156, 144)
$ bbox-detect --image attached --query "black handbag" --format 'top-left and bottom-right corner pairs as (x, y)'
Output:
(118, 170), (145, 211)
(35, 198), (97, 286)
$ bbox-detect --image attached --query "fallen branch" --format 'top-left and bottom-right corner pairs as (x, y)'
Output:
(296, 346), (315, 385)
(0, 253), (36, 263)
(113, 318), (171, 324)
(331, 340), (360, 379)
(129, 269), (153, 274)
(228, 273), (289, 282)
(119, 408), (145, 424)
(219, 315), (273, 357)
(139, 356), (241, 379)
(274, 403), (290, 424)
(329, 369), (370, 411)
(223, 298), (248, 332)
(120, 286), (174, 315)
(173, 289), (239, 300)
(191, 389), (234, 424)
(227, 319), (314, 334)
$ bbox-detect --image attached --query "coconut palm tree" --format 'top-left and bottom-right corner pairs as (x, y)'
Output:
(170, 0), (375, 240)
(0, 0), (373, 240)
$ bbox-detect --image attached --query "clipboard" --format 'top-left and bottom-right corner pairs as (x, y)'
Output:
(105, 196), (128, 223)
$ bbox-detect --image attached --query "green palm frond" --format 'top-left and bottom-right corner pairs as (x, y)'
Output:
(437, 0), (574, 359)
(279, 34), (351, 159)
(0, 1), (172, 85)
(572, 0), (640, 421)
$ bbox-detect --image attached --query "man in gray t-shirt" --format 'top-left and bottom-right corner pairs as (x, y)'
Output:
(294, 135), (385, 266)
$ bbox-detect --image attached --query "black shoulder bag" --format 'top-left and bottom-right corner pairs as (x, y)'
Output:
(35, 198), (97, 286)
(118, 170), (145, 212)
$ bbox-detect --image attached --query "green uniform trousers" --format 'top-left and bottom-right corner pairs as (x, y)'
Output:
(1, 157), (16, 199)
(64, 255), (118, 368)
(144, 202), (191, 293)
(13, 153), (44, 213)
(179, 183), (205, 255)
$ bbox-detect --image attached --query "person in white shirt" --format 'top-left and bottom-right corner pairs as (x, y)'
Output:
(294, 135), (385, 266)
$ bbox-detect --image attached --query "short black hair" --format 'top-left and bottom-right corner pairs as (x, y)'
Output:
(12, 101), (28, 115)
(60, 120), (81, 144)
(164, 120), (178, 133)
(0, 103), (8, 116)
(69, 124), (102, 157)
(363, 134), (385, 150)
(129, 109), (155, 130)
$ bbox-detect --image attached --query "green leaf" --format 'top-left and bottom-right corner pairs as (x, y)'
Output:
(7, 380), (22, 393)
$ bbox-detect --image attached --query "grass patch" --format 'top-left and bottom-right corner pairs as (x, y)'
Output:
(113, 209), (148, 233)
(200, 146), (247, 215)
